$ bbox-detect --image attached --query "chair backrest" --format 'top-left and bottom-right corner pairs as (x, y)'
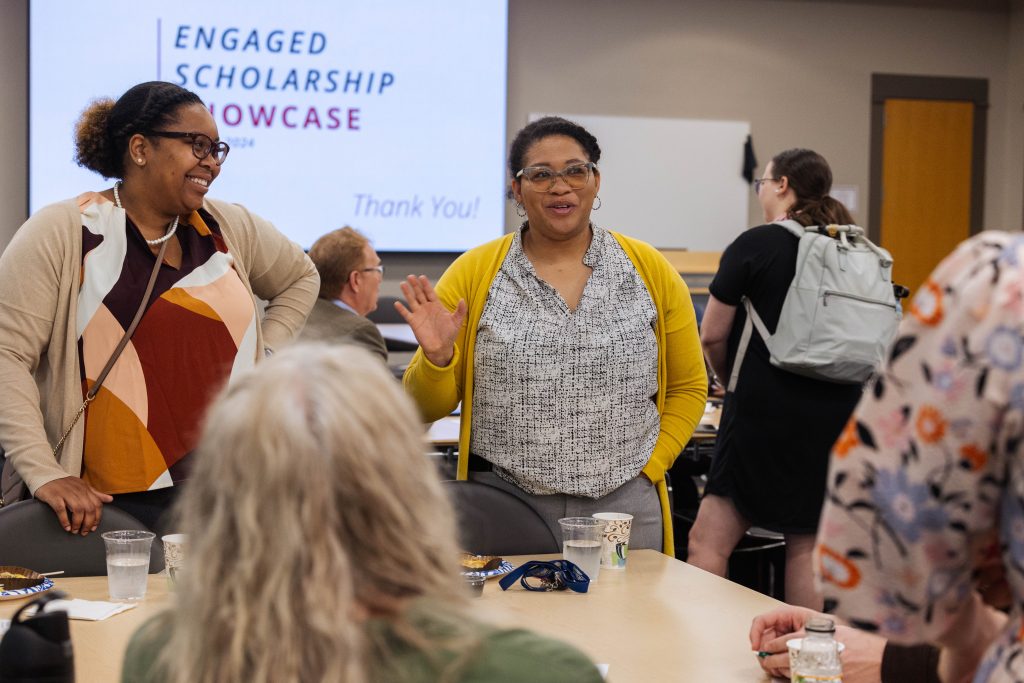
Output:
(366, 296), (406, 324)
(442, 480), (560, 556)
(0, 501), (164, 576)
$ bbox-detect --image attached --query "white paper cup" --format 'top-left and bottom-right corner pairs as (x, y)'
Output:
(161, 533), (186, 587)
(592, 512), (633, 570)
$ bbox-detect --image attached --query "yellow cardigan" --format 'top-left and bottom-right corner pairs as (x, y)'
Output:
(403, 231), (708, 554)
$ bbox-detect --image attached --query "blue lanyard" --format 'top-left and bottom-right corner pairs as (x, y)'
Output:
(498, 560), (591, 593)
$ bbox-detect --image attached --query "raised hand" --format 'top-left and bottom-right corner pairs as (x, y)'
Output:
(34, 475), (113, 535)
(394, 275), (467, 367)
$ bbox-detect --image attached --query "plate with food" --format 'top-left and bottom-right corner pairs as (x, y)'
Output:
(459, 554), (514, 579)
(0, 567), (55, 601)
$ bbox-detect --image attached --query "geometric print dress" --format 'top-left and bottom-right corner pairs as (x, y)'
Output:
(76, 193), (256, 494)
(816, 231), (1024, 682)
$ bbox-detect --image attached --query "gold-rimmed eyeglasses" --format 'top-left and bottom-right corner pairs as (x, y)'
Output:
(146, 131), (230, 165)
(516, 162), (596, 191)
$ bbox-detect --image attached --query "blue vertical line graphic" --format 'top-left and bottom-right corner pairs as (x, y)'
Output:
(156, 18), (162, 80)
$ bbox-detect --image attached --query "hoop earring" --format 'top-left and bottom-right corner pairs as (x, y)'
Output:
(515, 202), (527, 218)
(593, 195), (602, 210)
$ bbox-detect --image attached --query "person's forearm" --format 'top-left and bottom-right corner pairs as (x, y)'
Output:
(702, 339), (729, 384)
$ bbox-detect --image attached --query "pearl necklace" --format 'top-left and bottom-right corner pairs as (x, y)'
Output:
(113, 181), (179, 247)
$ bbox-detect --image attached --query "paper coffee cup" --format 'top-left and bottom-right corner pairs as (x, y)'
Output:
(592, 512), (633, 570)
(161, 534), (186, 586)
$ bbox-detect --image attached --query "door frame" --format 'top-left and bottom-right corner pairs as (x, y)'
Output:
(868, 73), (989, 243)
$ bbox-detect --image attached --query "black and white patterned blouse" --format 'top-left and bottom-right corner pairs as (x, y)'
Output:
(470, 225), (659, 498)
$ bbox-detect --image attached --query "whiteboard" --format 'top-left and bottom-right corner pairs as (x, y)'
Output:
(530, 113), (750, 251)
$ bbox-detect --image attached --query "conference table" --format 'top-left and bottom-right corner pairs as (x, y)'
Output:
(0, 550), (780, 682)
(426, 401), (722, 450)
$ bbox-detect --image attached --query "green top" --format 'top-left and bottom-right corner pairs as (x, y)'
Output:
(120, 598), (604, 683)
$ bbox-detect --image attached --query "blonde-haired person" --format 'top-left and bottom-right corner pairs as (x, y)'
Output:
(119, 344), (603, 683)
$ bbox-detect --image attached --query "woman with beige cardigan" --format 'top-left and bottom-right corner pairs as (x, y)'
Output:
(0, 81), (318, 535)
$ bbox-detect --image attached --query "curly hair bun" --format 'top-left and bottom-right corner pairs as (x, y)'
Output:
(74, 98), (118, 179)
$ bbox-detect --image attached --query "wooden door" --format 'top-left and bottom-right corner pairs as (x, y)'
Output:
(880, 98), (974, 293)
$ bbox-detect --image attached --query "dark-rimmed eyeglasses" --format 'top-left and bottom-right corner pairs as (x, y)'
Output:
(361, 265), (384, 276)
(498, 559), (591, 593)
(516, 162), (596, 192)
(146, 131), (230, 165)
(753, 177), (778, 194)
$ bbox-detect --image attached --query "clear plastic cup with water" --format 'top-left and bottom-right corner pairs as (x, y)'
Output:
(101, 530), (154, 601)
(558, 517), (606, 582)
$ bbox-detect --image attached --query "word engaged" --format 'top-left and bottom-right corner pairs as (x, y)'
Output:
(353, 194), (480, 220)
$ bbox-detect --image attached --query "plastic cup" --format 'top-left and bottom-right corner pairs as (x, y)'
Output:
(592, 512), (633, 570)
(558, 517), (605, 582)
(161, 533), (186, 587)
(101, 530), (154, 602)
(462, 575), (486, 597)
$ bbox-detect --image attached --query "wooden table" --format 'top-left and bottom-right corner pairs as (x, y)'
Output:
(427, 402), (721, 450)
(0, 575), (171, 682)
(484, 550), (779, 681)
(2, 551), (779, 682)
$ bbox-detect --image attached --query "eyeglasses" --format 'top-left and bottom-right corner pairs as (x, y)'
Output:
(753, 177), (778, 194)
(360, 265), (384, 276)
(146, 131), (230, 165)
(516, 162), (596, 191)
(498, 559), (591, 593)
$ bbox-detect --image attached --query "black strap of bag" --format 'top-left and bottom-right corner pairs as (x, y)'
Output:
(0, 237), (171, 507)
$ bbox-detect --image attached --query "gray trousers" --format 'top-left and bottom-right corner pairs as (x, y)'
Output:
(470, 471), (663, 551)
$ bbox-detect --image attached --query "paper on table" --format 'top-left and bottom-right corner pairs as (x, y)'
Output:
(45, 599), (137, 621)
(597, 663), (609, 679)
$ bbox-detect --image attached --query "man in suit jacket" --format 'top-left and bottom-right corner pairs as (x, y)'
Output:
(299, 227), (388, 360)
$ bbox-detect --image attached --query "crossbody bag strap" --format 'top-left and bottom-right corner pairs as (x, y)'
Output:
(51, 237), (170, 458)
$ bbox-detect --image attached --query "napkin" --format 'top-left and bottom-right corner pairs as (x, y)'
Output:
(44, 599), (137, 621)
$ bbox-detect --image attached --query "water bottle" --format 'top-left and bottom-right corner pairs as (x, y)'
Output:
(792, 617), (842, 683)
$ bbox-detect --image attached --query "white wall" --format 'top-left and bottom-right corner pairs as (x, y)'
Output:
(507, 0), (1021, 234)
(2, 0), (1021, 274)
(0, 0), (27, 251)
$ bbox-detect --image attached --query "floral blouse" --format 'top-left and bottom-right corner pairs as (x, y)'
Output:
(817, 232), (1024, 681)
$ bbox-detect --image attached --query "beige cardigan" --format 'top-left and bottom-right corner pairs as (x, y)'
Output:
(0, 196), (319, 496)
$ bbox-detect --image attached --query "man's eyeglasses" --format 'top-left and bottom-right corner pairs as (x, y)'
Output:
(516, 162), (596, 192)
(146, 131), (230, 165)
(753, 177), (778, 194)
(361, 265), (384, 276)
(498, 559), (591, 593)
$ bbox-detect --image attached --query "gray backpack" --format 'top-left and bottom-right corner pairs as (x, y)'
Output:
(727, 220), (902, 390)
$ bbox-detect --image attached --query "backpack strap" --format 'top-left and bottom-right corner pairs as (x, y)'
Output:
(772, 219), (809, 239)
(726, 296), (772, 393)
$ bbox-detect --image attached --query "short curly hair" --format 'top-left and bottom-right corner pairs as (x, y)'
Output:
(74, 81), (204, 179)
(507, 116), (601, 178)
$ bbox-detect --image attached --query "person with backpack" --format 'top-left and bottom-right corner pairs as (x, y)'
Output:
(687, 148), (892, 608)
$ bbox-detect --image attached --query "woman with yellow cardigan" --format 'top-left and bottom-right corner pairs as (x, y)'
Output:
(398, 117), (707, 554)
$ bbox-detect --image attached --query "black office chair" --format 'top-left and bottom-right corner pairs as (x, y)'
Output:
(366, 296), (406, 324)
(0, 500), (164, 576)
(442, 480), (560, 556)
(369, 295), (420, 352)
